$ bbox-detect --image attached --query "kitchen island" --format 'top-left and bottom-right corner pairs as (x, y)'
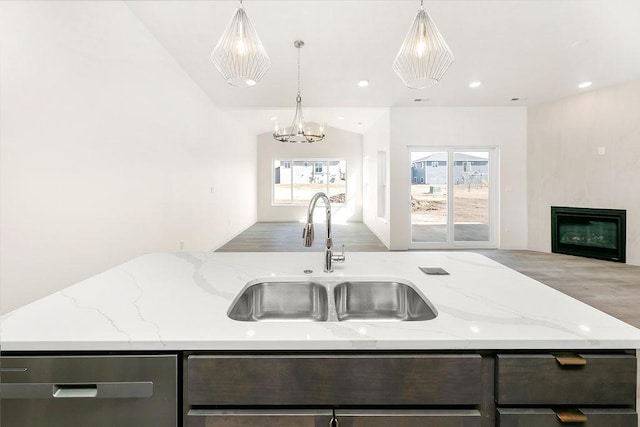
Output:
(2, 251), (639, 427)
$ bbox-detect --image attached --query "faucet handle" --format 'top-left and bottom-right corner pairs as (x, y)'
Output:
(332, 244), (346, 263)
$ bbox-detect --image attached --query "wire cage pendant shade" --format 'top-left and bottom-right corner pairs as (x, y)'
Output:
(392, 0), (454, 89)
(211, 1), (271, 88)
(273, 40), (325, 143)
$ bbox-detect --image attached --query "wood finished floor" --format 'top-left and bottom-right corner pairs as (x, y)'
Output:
(218, 222), (640, 328)
(218, 222), (388, 252)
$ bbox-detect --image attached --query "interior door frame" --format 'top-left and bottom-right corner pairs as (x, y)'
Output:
(408, 146), (499, 249)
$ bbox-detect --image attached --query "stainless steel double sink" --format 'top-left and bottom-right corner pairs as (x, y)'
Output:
(228, 279), (437, 322)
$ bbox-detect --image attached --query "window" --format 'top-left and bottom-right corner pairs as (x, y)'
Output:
(273, 159), (347, 205)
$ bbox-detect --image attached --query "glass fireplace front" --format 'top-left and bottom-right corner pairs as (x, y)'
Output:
(551, 206), (626, 263)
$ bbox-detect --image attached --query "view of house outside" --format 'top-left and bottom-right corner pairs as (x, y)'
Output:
(273, 160), (346, 204)
(411, 151), (491, 243)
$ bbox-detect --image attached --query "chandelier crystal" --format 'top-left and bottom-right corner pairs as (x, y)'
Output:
(392, 0), (454, 89)
(211, 0), (271, 88)
(273, 41), (325, 143)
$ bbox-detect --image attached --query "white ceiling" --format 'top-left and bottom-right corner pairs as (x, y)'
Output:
(126, 0), (640, 132)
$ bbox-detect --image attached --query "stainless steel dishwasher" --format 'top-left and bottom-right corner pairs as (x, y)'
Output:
(1, 354), (177, 427)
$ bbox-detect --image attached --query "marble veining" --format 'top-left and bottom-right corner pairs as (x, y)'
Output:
(2, 251), (640, 351)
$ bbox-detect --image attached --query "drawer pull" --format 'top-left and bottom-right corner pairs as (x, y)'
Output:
(1, 382), (153, 399)
(555, 408), (588, 423)
(554, 354), (587, 367)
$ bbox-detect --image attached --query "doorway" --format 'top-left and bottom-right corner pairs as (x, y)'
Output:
(410, 148), (498, 248)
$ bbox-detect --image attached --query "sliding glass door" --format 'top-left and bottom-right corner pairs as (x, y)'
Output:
(410, 151), (448, 243)
(410, 148), (497, 248)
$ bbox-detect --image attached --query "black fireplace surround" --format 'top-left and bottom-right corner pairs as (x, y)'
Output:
(551, 206), (626, 263)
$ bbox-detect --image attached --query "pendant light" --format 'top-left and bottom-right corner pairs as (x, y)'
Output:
(211, 0), (270, 88)
(392, 0), (454, 89)
(273, 40), (325, 143)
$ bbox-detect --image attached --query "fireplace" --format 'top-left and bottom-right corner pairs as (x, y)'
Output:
(551, 206), (626, 263)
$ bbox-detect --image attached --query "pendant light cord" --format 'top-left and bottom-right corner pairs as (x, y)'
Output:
(297, 45), (301, 97)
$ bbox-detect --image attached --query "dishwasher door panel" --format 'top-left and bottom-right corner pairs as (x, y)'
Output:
(1, 354), (177, 427)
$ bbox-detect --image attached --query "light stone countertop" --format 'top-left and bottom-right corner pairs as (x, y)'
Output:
(2, 251), (640, 351)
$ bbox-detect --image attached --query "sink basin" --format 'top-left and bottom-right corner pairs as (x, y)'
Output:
(228, 279), (437, 322)
(228, 281), (328, 321)
(334, 281), (437, 321)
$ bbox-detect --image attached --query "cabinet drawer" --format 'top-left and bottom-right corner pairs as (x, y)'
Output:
(496, 353), (636, 405)
(335, 409), (481, 427)
(498, 408), (637, 427)
(187, 410), (331, 427)
(188, 409), (481, 427)
(1, 355), (177, 427)
(187, 354), (482, 406)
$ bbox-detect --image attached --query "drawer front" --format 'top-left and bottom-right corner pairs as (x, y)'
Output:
(496, 354), (636, 405)
(187, 354), (482, 406)
(0, 355), (177, 427)
(188, 410), (481, 427)
(187, 410), (331, 427)
(498, 408), (638, 427)
(335, 409), (481, 427)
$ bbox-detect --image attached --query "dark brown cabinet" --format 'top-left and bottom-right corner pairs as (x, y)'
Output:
(496, 353), (636, 405)
(498, 408), (637, 427)
(185, 353), (483, 427)
(187, 409), (481, 427)
(187, 354), (482, 406)
(496, 353), (637, 427)
(184, 351), (637, 427)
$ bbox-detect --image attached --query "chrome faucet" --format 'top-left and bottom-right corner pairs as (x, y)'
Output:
(303, 192), (345, 272)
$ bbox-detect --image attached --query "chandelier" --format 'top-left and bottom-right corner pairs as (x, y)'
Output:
(273, 41), (325, 143)
(392, 0), (454, 89)
(211, 0), (270, 88)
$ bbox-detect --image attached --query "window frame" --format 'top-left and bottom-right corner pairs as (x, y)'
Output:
(272, 158), (347, 206)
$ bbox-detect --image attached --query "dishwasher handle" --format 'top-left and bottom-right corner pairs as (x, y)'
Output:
(1, 381), (153, 399)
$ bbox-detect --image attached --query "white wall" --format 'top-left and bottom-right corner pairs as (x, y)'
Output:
(528, 80), (640, 265)
(0, 1), (257, 314)
(257, 127), (363, 222)
(362, 111), (391, 248)
(389, 107), (528, 250)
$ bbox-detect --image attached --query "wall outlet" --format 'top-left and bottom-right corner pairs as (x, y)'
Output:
(597, 147), (606, 155)
(180, 240), (185, 251)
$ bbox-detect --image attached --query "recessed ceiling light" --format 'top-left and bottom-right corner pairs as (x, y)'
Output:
(269, 116), (278, 121)
(469, 81), (482, 89)
(337, 116), (345, 120)
(578, 81), (593, 89)
(357, 80), (369, 88)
